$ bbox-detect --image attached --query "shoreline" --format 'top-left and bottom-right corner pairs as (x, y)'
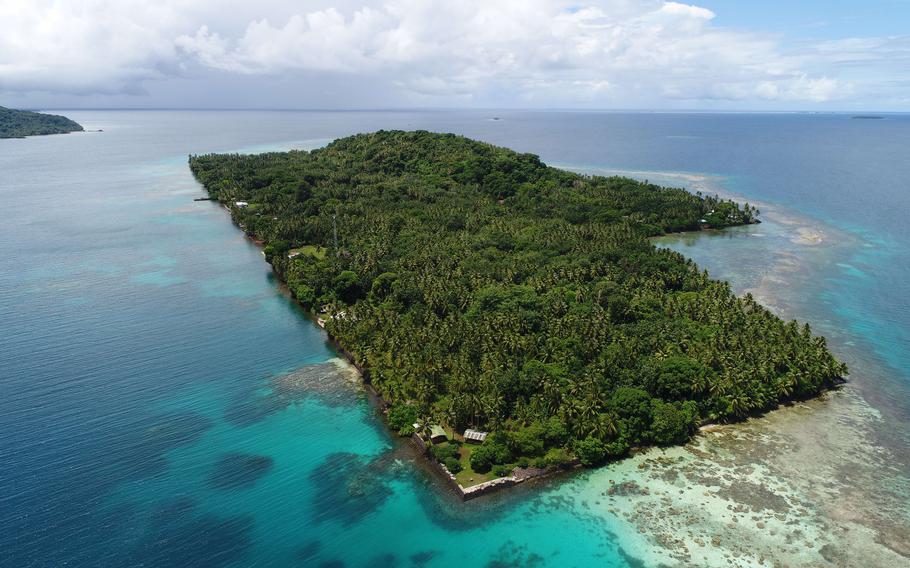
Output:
(200, 161), (910, 562)
(615, 170), (910, 566)
(205, 175), (843, 502)
(320, 317), (577, 500)
(577, 380), (910, 567)
(214, 198), (581, 499)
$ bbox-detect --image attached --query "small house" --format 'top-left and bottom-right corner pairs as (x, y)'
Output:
(235, 201), (249, 207)
(429, 425), (447, 443)
(463, 429), (488, 443)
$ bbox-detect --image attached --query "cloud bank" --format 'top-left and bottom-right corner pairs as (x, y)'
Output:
(0, 0), (906, 108)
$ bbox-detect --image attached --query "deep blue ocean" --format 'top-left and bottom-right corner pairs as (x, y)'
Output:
(2, 110), (908, 567)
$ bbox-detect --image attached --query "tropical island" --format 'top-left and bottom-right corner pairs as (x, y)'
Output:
(189, 130), (846, 494)
(0, 106), (83, 138)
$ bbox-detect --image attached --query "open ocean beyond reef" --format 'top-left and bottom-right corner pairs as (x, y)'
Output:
(2, 110), (908, 567)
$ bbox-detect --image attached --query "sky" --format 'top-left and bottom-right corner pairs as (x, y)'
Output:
(1, 0), (908, 111)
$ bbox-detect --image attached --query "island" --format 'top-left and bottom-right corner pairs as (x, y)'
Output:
(189, 130), (846, 496)
(0, 106), (83, 138)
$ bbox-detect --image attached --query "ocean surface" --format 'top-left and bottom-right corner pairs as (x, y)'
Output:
(2, 110), (908, 567)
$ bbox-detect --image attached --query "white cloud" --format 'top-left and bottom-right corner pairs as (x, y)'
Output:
(170, 0), (843, 104)
(0, 1), (189, 94)
(0, 0), (905, 107)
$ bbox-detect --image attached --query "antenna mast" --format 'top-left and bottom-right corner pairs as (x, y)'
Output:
(333, 213), (339, 255)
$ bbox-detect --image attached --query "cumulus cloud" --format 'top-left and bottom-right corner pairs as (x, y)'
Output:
(0, 0), (904, 107)
(0, 1), (190, 94)
(171, 0), (843, 104)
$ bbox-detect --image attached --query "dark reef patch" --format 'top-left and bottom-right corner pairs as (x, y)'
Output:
(208, 453), (274, 490)
(121, 506), (254, 568)
(616, 546), (649, 568)
(309, 452), (393, 524)
(223, 380), (292, 427)
(484, 542), (545, 568)
(224, 363), (360, 427)
(715, 480), (791, 514)
(296, 540), (323, 562)
(410, 550), (438, 566)
(272, 361), (362, 407)
(142, 411), (212, 449)
(117, 411), (213, 480)
(147, 496), (199, 526)
(365, 552), (397, 567)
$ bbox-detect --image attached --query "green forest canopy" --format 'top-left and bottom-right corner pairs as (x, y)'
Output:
(189, 130), (846, 470)
(0, 106), (83, 138)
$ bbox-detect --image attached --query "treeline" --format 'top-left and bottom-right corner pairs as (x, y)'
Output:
(0, 106), (83, 138)
(189, 130), (845, 470)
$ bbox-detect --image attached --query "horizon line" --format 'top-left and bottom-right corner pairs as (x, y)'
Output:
(10, 106), (910, 115)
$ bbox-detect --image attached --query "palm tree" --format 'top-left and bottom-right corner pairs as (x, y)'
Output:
(730, 390), (751, 418)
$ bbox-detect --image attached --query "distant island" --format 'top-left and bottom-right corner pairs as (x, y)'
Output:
(189, 131), (846, 494)
(0, 106), (83, 138)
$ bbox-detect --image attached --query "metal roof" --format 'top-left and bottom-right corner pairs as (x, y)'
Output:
(463, 429), (488, 442)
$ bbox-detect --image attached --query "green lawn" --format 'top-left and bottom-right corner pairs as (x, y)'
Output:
(430, 432), (500, 487)
(451, 444), (494, 487)
(288, 245), (327, 260)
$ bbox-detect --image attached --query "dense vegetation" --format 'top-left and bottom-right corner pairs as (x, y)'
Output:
(190, 130), (846, 471)
(0, 106), (83, 138)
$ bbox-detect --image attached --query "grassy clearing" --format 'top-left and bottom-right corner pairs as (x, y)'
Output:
(432, 432), (499, 487)
(452, 444), (494, 487)
(289, 245), (327, 260)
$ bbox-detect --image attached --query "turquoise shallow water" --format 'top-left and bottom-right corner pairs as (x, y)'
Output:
(2, 110), (909, 567)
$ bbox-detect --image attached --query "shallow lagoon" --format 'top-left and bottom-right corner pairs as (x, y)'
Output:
(1, 110), (908, 567)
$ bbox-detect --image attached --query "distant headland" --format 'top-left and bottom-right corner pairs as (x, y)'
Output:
(0, 106), (84, 139)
